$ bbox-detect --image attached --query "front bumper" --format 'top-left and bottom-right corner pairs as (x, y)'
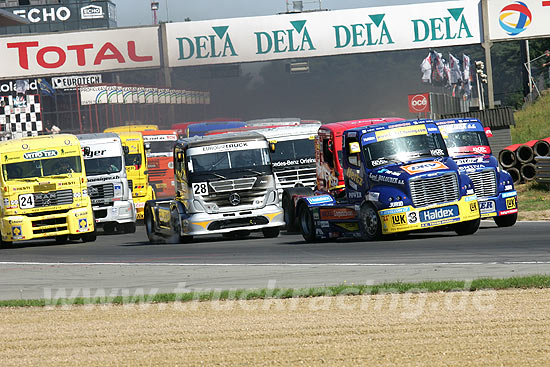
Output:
(93, 200), (136, 225)
(182, 205), (284, 236)
(478, 191), (518, 218)
(378, 195), (480, 235)
(1, 207), (95, 242)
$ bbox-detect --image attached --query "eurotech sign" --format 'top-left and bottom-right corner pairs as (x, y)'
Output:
(166, 0), (481, 67)
(487, 0), (550, 41)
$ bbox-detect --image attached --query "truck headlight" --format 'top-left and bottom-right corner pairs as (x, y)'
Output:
(266, 190), (277, 205)
(192, 199), (206, 212)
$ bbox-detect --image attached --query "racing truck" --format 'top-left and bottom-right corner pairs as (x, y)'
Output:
(436, 118), (517, 227)
(118, 132), (155, 220)
(0, 134), (96, 245)
(142, 130), (178, 199)
(77, 133), (137, 233)
(295, 119), (481, 242)
(145, 132), (284, 243)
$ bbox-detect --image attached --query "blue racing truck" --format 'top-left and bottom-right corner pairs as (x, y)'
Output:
(435, 118), (517, 227)
(295, 119), (481, 242)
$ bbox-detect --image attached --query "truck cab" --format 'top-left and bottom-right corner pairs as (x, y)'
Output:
(117, 132), (155, 220)
(141, 130), (178, 199)
(77, 133), (137, 233)
(295, 120), (480, 242)
(145, 132), (284, 242)
(104, 125), (159, 133)
(436, 118), (517, 227)
(0, 134), (96, 245)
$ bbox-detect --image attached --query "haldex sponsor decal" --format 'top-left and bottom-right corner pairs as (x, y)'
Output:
(333, 14), (394, 49)
(420, 205), (459, 222)
(177, 26), (237, 60)
(23, 150), (58, 160)
(256, 20), (315, 55)
(412, 7), (473, 42)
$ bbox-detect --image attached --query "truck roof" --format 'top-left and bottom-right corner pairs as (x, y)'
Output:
(77, 132), (121, 142)
(116, 132), (144, 142)
(344, 119), (435, 136)
(0, 134), (81, 154)
(246, 118), (301, 126)
(104, 124), (158, 133)
(435, 118), (481, 126)
(319, 118), (405, 136)
(254, 123), (321, 139)
(178, 131), (267, 149)
(141, 130), (178, 136)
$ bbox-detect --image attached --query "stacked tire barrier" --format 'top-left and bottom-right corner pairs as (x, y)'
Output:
(499, 138), (550, 184)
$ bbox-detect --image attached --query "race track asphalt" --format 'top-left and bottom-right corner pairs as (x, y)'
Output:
(0, 221), (549, 300)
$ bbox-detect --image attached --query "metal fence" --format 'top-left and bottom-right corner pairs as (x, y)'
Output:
(535, 156), (550, 184)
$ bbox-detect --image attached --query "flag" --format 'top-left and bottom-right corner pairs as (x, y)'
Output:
(449, 53), (462, 85)
(421, 53), (432, 83)
(432, 52), (446, 85)
(462, 54), (472, 99)
(37, 78), (55, 97)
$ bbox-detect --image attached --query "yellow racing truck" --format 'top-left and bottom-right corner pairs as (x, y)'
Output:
(118, 132), (155, 220)
(0, 134), (96, 245)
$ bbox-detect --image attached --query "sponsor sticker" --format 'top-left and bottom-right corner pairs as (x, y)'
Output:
(479, 200), (495, 214)
(505, 197), (517, 210)
(502, 191), (517, 199)
(420, 205), (459, 222)
(375, 125), (427, 142)
(320, 208), (356, 220)
(401, 161), (448, 175)
(379, 206), (411, 216)
(306, 195), (334, 205)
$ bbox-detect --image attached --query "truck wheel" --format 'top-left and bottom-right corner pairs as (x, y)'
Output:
(298, 205), (317, 242)
(122, 222), (137, 234)
(454, 218), (481, 236)
(0, 236), (12, 248)
(81, 231), (97, 243)
(282, 193), (297, 232)
(494, 213), (517, 227)
(145, 205), (161, 243)
(169, 207), (193, 244)
(103, 223), (116, 234)
(262, 227), (280, 238)
(359, 203), (382, 241)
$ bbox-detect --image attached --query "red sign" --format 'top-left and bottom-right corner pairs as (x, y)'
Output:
(408, 93), (430, 113)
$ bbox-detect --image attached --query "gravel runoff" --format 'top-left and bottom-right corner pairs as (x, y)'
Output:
(1, 288), (549, 366)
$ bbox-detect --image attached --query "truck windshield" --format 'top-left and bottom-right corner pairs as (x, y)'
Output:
(125, 153), (142, 168)
(444, 131), (491, 155)
(363, 133), (448, 168)
(148, 141), (176, 155)
(84, 157), (123, 176)
(189, 148), (272, 174)
(3, 156), (82, 181)
(271, 139), (315, 165)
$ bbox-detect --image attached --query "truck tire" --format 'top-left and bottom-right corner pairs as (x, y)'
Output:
(103, 223), (116, 234)
(454, 218), (481, 236)
(81, 230), (97, 243)
(169, 207), (193, 244)
(358, 203), (382, 241)
(494, 213), (517, 227)
(122, 222), (137, 234)
(298, 205), (317, 243)
(282, 192), (297, 232)
(262, 227), (280, 238)
(0, 235), (12, 248)
(145, 205), (161, 243)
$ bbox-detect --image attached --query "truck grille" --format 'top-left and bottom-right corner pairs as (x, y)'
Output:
(275, 167), (317, 189)
(33, 189), (74, 208)
(148, 168), (168, 178)
(409, 173), (459, 208)
(89, 183), (114, 200)
(202, 188), (268, 208)
(467, 169), (497, 198)
(210, 178), (257, 192)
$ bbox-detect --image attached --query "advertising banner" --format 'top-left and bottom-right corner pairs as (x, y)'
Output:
(408, 93), (430, 113)
(80, 85), (107, 105)
(51, 74), (102, 90)
(487, 0), (550, 41)
(165, 0), (481, 67)
(0, 27), (160, 79)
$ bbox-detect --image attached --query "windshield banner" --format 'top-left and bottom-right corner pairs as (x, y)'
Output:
(374, 125), (428, 142)
(143, 134), (178, 141)
(188, 140), (267, 156)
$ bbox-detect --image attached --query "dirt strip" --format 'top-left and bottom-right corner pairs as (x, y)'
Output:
(1, 288), (550, 366)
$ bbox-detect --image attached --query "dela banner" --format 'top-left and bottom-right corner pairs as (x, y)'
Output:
(165, 0), (482, 67)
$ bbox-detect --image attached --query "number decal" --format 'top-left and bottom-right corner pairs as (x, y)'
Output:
(192, 182), (208, 196)
(19, 194), (35, 209)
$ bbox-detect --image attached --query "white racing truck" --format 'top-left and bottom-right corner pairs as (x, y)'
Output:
(145, 132), (284, 242)
(78, 133), (137, 234)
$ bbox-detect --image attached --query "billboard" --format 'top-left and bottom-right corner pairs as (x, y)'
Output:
(166, 0), (482, 67)
(0, 26), (160, 79)
(487, 0), (550, 41)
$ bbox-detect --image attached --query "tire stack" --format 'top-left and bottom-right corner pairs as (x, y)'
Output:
(499, 138), (550, 184)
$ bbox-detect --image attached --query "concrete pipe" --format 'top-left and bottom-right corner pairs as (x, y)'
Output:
(520, 163), (537, 181)
(516, 140), (538, 164)
(499, 144), (521, 168)
(506, 167), (521, 185)
(534, 140), (550, 157)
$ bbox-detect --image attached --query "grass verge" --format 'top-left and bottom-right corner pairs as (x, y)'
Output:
(517, 181), (550, 220)
(3, 274), (550, 308)
(512, 91), (550, 144)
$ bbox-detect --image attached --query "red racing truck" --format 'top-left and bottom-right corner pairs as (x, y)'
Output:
(141, 130), (178, 199)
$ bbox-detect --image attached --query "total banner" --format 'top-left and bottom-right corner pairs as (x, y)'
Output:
(165, 0), (481, 67)
(0, 27), (161, 79)
(486, 0), (550, 41)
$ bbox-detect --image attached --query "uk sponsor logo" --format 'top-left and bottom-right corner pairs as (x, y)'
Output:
(420, 205), (458, 222)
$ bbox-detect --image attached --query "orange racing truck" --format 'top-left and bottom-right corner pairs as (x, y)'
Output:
(141, 130), (178, 199)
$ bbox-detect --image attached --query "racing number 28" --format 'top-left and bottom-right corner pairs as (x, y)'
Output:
(192, 182), (208, 196)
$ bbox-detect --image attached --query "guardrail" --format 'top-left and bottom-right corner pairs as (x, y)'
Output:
(535, 156), (550, 184)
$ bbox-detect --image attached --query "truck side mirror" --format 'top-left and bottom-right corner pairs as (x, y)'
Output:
(176, 151), (184, 162)
(144, 142), (151, 150)
(269, 142), (276, 153)
(349, 142), (361, 154)
(123, 146), (129, 155)
(83, 146), (91, 156)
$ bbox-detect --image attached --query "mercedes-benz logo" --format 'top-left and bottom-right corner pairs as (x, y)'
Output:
(229, 193), (240, 206)
(89, 187), (99, 197)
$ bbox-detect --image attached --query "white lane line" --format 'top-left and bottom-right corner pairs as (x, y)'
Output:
(2, 261), (550, 266)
